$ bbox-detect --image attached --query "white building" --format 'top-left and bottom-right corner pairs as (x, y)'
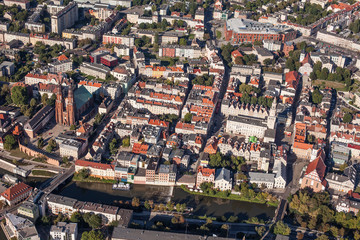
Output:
(50, 222), (78, 240)
(248, 172), (275, 189)
(214, 168), (232, 191)
(225, 115), (268, 138)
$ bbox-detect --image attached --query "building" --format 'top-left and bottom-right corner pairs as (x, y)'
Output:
(59, 139), (85, 159)
(214, 168), (232, 191)
(0, 182), (33, 206)
(24, 106), (54, 138)
(225, 115), (268, 138)
(81, 202), (119, 223)
(17, 201), (40, 221)
(4, 213), (39, 240)
(50, 222), (78, 240)
(336, 198), (360, 215)
(55, 84), (93, 126)
(101, 55), (118, 67)
(75, 159), (115, 179)
(248, 172), (275, 189)
(80, 62), (110, 79)
(300, 149), (327, 192)
(51, 2), (79, 34)
(111, 227), (229, 240)
(0, 61), (15, 77)
(224, 18), (296, 44)
(4, 0), (30, 9)
(326, 172), (354, 195)
(196, 166), (215, 187)
(46, 194), (78, 216)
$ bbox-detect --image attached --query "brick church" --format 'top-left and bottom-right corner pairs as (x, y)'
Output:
(55, 76), (93, 126)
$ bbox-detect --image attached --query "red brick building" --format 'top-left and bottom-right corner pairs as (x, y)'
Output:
(224, 18), (296, 44)
(101, 55), (118, 67)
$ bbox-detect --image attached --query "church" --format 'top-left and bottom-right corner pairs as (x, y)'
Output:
(55, 78), (93, 126)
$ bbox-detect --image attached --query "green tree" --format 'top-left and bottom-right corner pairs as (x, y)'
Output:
(179, 38), (187, 46)
(122, 137), (130, 147)
(41, 215), (51, 225)
(37, 137), (44, 149)
(46, 138), (57, 152)
(184, 113), (192, 123)
(87, 214), (102, 229)
(4, 135), (16, 150)
(70, 125), (76, 131)
(343, 113), (353, 123)
(70, 212), (82, 223)
(273, 221), (291, 235)
(315, 235), (329, 240)
(216, 30), (222, 39)
(311, 88), (323, 104)
(77, 168), (90, 179)
(30, 98), (37, 108)
(109, 138), (118, 155)
(256, 226), (266, 237)
(11, 86), (28, 106)
(81, 230), (105, 240)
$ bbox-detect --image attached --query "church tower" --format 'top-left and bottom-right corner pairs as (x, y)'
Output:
(55, 84), (64, 125)
(267, 97), (277, 129)
(66, 85), (76, 126)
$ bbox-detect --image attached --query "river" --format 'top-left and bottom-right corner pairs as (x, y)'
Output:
(56, 181), (276, 221)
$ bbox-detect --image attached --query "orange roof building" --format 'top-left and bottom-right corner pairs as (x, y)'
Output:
(300, 149), (327, 192)
(196, 166), (215, 187)
(0, 182), (32, 206)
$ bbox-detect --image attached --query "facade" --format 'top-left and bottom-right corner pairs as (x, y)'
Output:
(0, 61), (15, 77)
(300, 149), (327, 192)
(17, 201), (40, 221)
(51, 2), (79, 34)
(0, 182), (33, 206)
(214, 168), (232, 191)
(224, 18), (296, 44)
(50, 222), (78, 240)
(4, 0), (30, 9)
(225, 115), (268, 138)
(196, 166), (215, 187)
(80, 62), (110, 79)
(4, 213), (39, 240)
(248, 172), (275, 189)
(326, 173), (354, 195)
(59, 139), (85, 159)
(46, 194), (78, 216)
(75, 159), (115, 179)
(24, 106), (54, 138)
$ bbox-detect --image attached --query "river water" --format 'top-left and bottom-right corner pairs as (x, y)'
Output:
(56, 181), (276, 221)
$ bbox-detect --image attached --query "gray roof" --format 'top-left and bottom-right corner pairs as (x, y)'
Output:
(249, 172), (274, 183)
(111, 227), (231, 240)
(215, 168), (231, 182)
(227, 115), (267, 127)
(47, 194), (77, 208)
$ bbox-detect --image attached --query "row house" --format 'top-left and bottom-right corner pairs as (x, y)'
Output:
(127, 97), (180, 115)
(158, 45), (202, 58)
(75, 160), (115, 180)
(221, 99), (269, 119)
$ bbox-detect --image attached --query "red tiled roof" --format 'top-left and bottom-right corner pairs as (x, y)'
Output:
(197, 166), (215, 177)
(304, 149), (326, 179)
(75, 159), (113, 170)
(1, 182), (32, 201)
(58, 54), (69, 61)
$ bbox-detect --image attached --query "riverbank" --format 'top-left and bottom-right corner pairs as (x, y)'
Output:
(31, 170), (56, 177)
(72, 173), (117, 184)
(180, 185), (279, 207)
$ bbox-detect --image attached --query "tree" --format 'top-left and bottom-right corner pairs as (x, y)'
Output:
(311, 88), (323, 104)
(109, 138), (118, 155)
(41, 216), (51, 225)
(179, 38), (187, 46)
(37, 137), (44, 149)
(122, 137), (130, 147)
(70, 212), (82, 223)
(11, 86), (28, 106)
(343, 113), (353, 123)
(320, 68), (329, 80)
(256, 226), (266, 237)
(216, 30), (222, 39)
(184, 113), (192, 123)
(46, 138), (57, 152)
(263, 58), (273, 66)
(315, 235), (329, 240)
(87, 214), (102, 229)
(30, 98), (37, 108)
(81, 230), (105, 240)
(70, 125), (76, 131)
(273, 221), (291, 235)
(235, 56), (244, 65)
(4, 135), (16, 150)
(132, 197), (140, 208)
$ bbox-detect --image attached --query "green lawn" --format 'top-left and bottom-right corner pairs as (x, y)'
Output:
(10, 148), (33, 160)
(313, 80), (346, 90)
(32, 170), (56, 177)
